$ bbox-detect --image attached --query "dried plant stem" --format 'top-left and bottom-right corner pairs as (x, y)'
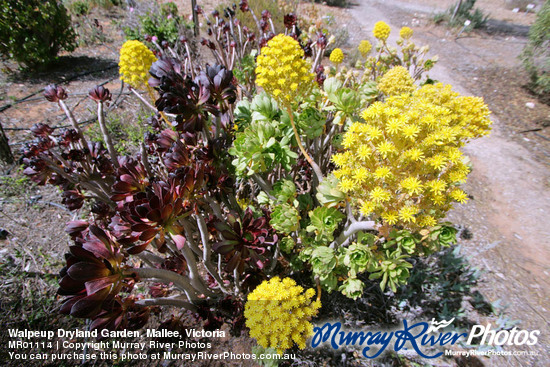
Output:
(312, 47), (324, 72)
(286, 106), (323, 182)
(181, 220), (204, 259)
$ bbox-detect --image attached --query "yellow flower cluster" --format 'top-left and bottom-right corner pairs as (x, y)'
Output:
(373, 21), (391, 41)
(377, 66), (415, 96)
(399, 26), (414, 40)
(118, 40), (157, 89)
(245, 277), (321, 354)
(358, 40), (372, 57)
(332, 83), (492, 230)
(255, 34), (315, 105)
(329, 48), (344, 65)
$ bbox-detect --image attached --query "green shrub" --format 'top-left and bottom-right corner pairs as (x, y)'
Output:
(124, 2), (191, 45)
(522, 1), (550, 95)
(68, 0), (90, 16)
(0, 0), (77, 69)
(90, 0), (121, 10)
(314, 0), (349, 7)
(434, 0), (489, 30)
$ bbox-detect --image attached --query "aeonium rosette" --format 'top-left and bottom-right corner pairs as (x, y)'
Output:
(117, 170), (205, 254)
(211, 208), (278, 274)
(58, 225), (135, 319)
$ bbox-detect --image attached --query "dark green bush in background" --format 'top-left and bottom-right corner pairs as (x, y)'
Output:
(0, 0), (77, 69)
(522, 0), (550, 96)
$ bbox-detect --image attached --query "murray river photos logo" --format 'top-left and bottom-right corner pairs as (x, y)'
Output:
(310, 318), (540, 359)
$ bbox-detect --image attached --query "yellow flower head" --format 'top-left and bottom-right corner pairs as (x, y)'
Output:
(255, 34), (314, 106)
(358, 40), (372, 57)
(245, 277), (321, 354)
(399, 26), (413, 40)
(118, 40), (157, 89)
(332, 83), (492, 230)
(373, 21), (391, 41)
(329, 48), (344, 65)
(377, 66), (415, 96)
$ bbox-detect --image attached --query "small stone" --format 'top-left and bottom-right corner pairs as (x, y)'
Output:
(525, 102), (535, 109)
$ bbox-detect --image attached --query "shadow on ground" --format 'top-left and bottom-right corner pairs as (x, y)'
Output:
(6, 55), (118, 85)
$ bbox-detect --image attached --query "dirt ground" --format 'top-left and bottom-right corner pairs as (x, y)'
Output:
(0, 0), (549, 366)
(339, 0), (550, 366)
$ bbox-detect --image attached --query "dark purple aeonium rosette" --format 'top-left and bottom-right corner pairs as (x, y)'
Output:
(211, 208), (277, 274)
(58, 226), (134, 319)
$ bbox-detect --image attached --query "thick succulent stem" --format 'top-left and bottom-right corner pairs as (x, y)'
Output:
(145, 85), (170, 126)
(286, 106), (324, 182)
(129, 87), (157, 112)
(268, 242), (280, 273)
(97, 102), (119, 168)
(137, 251), (164, 266)
(334, 220), (377, 246)
(140, 142), (153, 177)
(195, 214), (229, 294)
(130, 267), (199, 303)
(169, 233), (218, 298)
(251, 173), (276, 200)
(58, 100), (89, 148)
(248, 8), (262, 36)
(204, 194), (223, 219)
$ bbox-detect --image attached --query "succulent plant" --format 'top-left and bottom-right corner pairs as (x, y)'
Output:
(211, 208), (277, 273)
(270, 203), (300, 234)
(58, 226), (132, 318)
